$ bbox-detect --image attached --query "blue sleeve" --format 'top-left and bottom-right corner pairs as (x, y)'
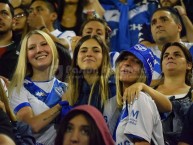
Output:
(59, 101), (73, 120)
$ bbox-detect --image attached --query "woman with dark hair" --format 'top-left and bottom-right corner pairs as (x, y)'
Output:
(55, 105), (114, 145)
(155, 42), (193, 144)
(56, 0), (104, 35)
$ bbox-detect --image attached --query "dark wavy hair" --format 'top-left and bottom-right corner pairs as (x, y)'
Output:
(160, 42), (193, 85)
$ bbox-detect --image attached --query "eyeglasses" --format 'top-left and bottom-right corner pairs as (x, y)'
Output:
(13, 13), (26, 19)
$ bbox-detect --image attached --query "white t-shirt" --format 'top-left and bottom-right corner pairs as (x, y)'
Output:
(10, 77), (65, 145)
(103, 95), (120, 135)
(116, 92), (164, 145)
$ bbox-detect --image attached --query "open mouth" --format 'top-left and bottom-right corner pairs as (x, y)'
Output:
(35, 55), (47, 60)
(120, 68), (132, 74)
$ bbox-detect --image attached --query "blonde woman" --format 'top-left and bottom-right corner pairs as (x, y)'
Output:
(9, 30), (67, 145)
(115, 44), (171, 145)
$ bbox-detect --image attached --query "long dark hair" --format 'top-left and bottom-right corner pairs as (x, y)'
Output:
(55, 111), (105, 145)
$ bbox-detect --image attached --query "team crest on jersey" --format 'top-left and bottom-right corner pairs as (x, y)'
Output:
(35, 91), (46, 97)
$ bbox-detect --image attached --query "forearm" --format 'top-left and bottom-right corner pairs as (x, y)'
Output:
(94, 0), (105, 17)
(181, 15), (193, 42)
(143, 84), (172, 112)
(19, 104), (62, 133)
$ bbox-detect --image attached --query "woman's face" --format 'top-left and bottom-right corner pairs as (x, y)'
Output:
(118, 54), (142, 84)
(27, 34), (53, 71)
(77, 39), (103, 71)
(162, 46), (190, 74)
(13, 8), (27, 31)
(63, 114), (90, 145)
(82, 21), (106, 43)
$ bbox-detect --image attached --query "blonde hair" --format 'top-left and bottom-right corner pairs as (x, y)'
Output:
(9, 30), (58, 95)
(66, 35), (112, 106)
(115, 59), (147, 107)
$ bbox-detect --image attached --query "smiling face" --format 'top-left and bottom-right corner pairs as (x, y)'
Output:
(118, 53), (142, 85)
(77, 38), (103, 71)
(63, 114), (90, 145)
(27, 34), (53, 72)
(151, 10), (181, 45)
(162, 46), (190, 74)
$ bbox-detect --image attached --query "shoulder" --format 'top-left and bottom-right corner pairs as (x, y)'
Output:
(135, 91), (157, 108)
(181, 42), (193, 49)
(54, 78), (68, 89)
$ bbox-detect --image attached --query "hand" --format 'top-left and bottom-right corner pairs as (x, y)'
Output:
(0, 101), (6, 112)
(123, 83), (144, 104)
(174, 5), (187, 16)
(71, 36), (81, 52)
(0, 76), (10, 88)
(180, 0), (186, 9)
(27, 13), (46, 30)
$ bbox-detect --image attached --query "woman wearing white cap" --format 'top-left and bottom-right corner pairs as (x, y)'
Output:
(115, 44), (171, 145)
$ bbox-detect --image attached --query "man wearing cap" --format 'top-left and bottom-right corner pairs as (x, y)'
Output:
(115, 44), (171, 145)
